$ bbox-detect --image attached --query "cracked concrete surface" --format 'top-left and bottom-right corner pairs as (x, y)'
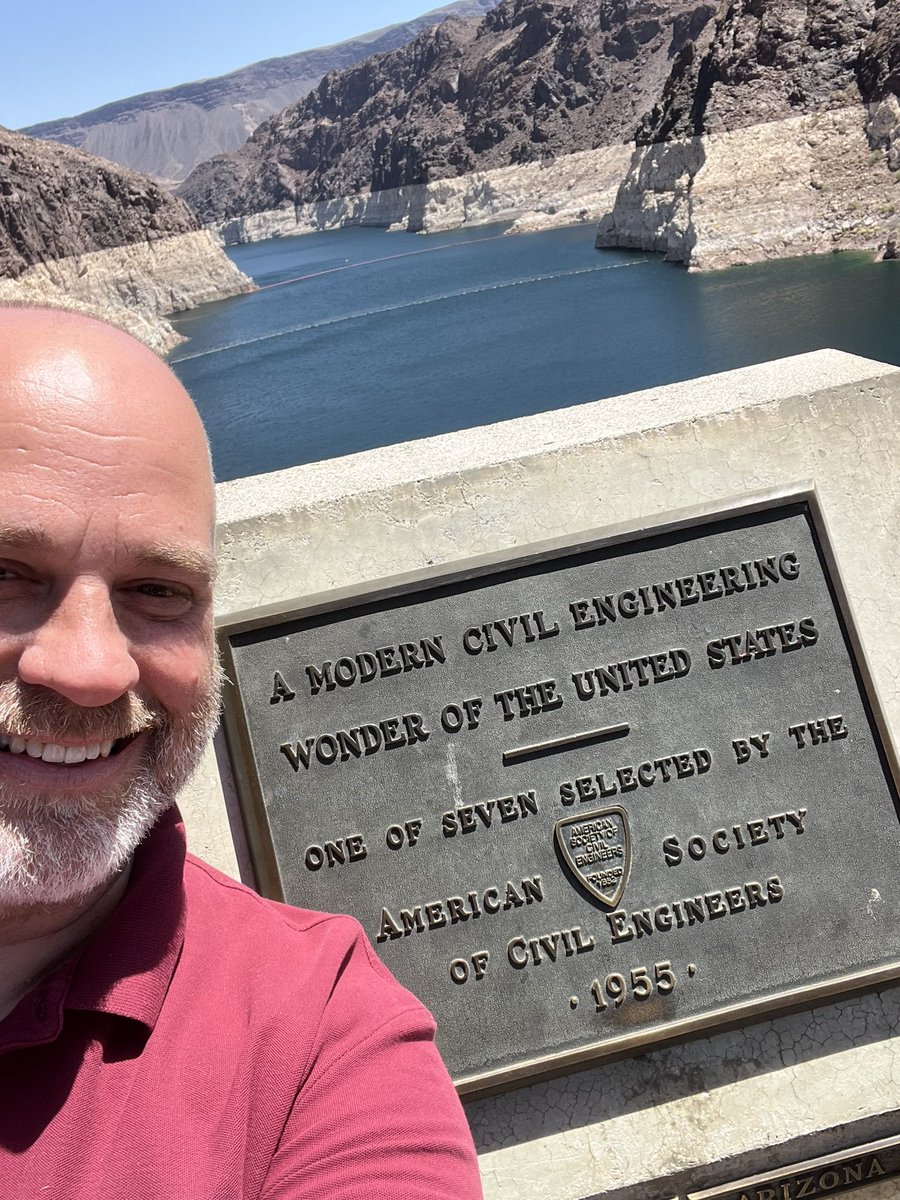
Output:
(180, 348), (900, 1199)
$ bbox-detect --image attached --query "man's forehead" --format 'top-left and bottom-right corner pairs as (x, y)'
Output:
(0, 305), (215, 498)
(0, 308), (204, 432)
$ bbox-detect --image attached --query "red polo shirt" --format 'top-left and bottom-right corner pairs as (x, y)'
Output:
(0, 809), (483, 1198)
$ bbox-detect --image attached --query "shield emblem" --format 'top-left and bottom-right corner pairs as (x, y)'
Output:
(554, 806), (631, 908)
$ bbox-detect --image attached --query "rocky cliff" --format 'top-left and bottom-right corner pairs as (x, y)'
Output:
(22, 1), (500, 187)
(177, 0), (900, 270)
(597, 0), (900, 266)
(0, 129), (251, 352)
(178, 0), (717, 227)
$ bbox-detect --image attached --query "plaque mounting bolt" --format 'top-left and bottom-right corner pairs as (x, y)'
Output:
(687, 964), (698, 977)
(570, 996), (579, 1009)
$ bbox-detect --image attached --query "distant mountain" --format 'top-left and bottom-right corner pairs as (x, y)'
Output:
(20, 0), (501, 186)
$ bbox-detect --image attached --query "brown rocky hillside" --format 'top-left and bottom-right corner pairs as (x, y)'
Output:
(0, 129), (198, 279)
(177, 0), (720, 224)
(0, 128), (250, 352)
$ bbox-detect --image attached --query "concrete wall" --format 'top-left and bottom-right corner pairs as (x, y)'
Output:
(182, 349), (900, 1199)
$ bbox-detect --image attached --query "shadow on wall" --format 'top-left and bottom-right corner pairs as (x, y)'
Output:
(466, 982), (900, 1170)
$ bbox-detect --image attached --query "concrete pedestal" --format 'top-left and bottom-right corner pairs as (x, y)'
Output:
(184, 350), (900, 1199)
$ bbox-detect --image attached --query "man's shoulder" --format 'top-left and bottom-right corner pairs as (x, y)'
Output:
(182, 850), (382, 959)
(178, 851), (428, 1032)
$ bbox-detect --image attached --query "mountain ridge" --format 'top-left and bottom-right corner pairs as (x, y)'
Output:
(178, 0), (716, 223)
(21, 1), (501, 185)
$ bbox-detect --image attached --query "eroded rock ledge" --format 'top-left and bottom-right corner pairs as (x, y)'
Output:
(0, 128), (252, 351)
(217, 144), (633, 243)
(596, 107), (900, 270)
(0, 230), (254, 354)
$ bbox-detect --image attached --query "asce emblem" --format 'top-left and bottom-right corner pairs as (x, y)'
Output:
(555, 806), (631, 908)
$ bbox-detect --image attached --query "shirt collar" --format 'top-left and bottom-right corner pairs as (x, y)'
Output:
(64, 805), (187, 1032)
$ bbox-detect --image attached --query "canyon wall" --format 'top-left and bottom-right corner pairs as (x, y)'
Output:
(179, 0), (900, 269)
(597, 106), (900, 268)
(0, 128), (251, 351)
(219, 143), (632, 242)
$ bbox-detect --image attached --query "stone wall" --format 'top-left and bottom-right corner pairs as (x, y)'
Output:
(184, 349), (900, 1199)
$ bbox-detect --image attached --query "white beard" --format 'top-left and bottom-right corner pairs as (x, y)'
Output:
(0, 768), (171, 905)
(0, 674), (221, 907)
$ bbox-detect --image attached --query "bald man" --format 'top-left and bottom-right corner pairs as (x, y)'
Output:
(0, 306), (483, 1200)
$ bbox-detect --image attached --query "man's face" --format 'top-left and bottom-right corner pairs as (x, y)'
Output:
(0, 313), (220, 907)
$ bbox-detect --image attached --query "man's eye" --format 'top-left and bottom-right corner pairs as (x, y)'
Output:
(137, 583), (185, 598)
(0, 565), (31, 584)
(126, 582), (194, 615)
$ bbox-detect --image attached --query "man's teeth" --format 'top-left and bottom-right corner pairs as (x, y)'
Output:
(0, 735), (117, 763)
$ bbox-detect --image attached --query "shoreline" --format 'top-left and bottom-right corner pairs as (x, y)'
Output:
(0, 230), (253, 354)
(206, 110), (900, 273)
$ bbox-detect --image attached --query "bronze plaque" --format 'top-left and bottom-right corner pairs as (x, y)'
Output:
(688, 1132), (900, 1199)
(219, 493), (900, 1095)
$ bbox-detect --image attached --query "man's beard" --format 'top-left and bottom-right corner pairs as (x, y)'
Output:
(0, 670), (222, 908)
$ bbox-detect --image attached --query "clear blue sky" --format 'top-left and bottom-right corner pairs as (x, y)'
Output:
(3, 1), (447, 129)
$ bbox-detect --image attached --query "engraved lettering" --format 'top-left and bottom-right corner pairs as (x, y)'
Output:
(269, 671), (296, 704)
(662, 836), (682, 866)
(560, 747), (710, 806)
(302, 834), (369, 871)
(607, 876), (785, 941)
(448, 951), (490, 984)
(571, 648), (690, 700)
(304, 636), (445, 696)
(462, 611), (559, 655)
(440, 698), (485, 733)
(280, 712), (431, 771)
(442, 792), (540, 837)
(733, 732), (771, 763)
(494, 679), (564, 721)
(507, 925), (595, 968)
(376, 876), (544, 942)
(707, 617), (818, 669)
(568, 555), (800, 632)
(789, 714), (848, 749)
(664, 812), (805, 865)
(385, 820), (423, 850)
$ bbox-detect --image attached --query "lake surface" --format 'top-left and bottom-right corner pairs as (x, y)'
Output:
(170, 223), (900, 482)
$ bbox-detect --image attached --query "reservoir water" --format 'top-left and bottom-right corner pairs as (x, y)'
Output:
(170, 223), (900, 482)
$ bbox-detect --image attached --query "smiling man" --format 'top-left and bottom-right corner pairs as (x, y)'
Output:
(0, 306), (483, 1199)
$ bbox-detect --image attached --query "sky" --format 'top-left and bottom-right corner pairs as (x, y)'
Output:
(3, 1), (448, 129)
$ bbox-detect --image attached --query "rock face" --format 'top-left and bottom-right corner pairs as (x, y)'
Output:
(0, 129), (251, 352)
(859, 0), (900, 174)
(598, 106), (898, 268)
(597, 0), (900, 266)
(218, 143), (633, 241)
(21, 1), (500, 187)
(175, 0), (900, 269)
(178, 0), (717, 226)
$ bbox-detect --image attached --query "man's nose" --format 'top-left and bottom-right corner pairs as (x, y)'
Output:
(16, 581), (140, 708)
